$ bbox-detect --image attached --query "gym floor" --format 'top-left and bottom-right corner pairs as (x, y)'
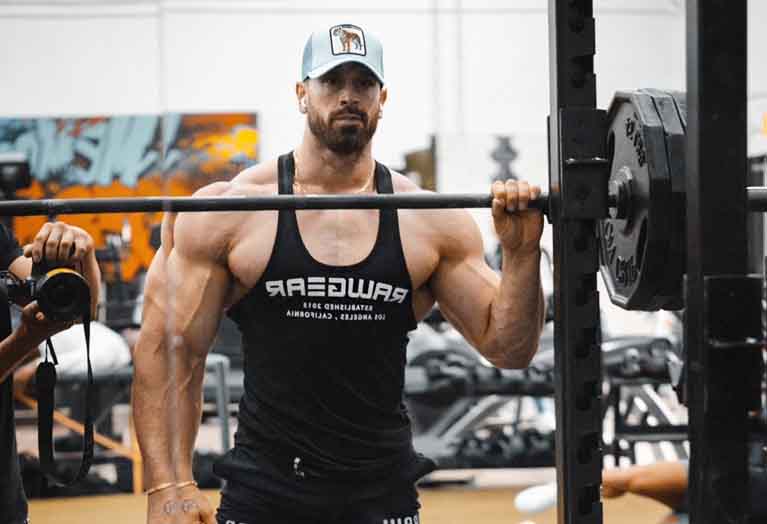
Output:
(28, 485), (670, 524)
(16, 401), (678, 524)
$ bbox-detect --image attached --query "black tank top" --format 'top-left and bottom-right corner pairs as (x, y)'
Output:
(227, 153), (418, 480)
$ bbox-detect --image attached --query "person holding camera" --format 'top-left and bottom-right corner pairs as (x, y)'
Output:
(0, 221), (100, 524)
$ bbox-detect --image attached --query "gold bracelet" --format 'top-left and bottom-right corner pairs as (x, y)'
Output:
(145, 482), (176, 496)
(175, 480), (197, 490)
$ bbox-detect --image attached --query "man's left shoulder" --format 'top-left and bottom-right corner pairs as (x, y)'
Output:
(387, 168), (423, 195)
(386, 169), (479, 248)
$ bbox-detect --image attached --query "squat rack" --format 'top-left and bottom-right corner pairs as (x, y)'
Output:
(548, 1), (758, 523)
(0, 3), (755, 521)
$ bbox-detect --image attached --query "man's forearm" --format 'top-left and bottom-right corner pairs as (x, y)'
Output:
(132, 345), (176, 487)
(132, 337), (206, 486)
(483, 248), (544, 368)
(169, 347), (206, 481)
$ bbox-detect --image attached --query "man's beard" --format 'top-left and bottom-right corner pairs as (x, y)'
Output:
(307, 107), (379, 156)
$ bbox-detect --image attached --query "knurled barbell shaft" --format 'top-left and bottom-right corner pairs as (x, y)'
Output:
(0, 187), (764, 216)
(0, 193), (533, 216)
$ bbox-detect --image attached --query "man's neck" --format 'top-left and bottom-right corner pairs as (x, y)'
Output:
(294, 131), (375, 194)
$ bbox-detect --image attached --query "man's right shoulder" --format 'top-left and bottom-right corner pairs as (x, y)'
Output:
(229, 158), (280, 190)
(193, 158), (280, 198)
(170, 159), (281, 259)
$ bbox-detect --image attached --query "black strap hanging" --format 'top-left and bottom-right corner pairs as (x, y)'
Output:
(36, 298), (94, 486)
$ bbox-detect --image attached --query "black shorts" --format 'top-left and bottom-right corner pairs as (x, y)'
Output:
(213, 446), (430, 524)
(216, 479), (421, 524)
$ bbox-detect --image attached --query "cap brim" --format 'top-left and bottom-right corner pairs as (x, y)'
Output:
(305, 56), (384, 85)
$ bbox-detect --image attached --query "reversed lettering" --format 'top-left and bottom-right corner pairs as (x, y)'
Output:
(372, 282), (393, 301)
(286, 278), (306, 296)
(389, 288), (408, 304)
(307, 276), (326, 297)
(265, 277), (409, 303)
(265, 280), (285, 297)
(327, 277), (346, 297)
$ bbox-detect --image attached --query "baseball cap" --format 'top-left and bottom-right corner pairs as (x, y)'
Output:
(301, 24), (385, 85)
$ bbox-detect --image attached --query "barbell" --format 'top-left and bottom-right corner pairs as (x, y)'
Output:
(1, 186), (764, 216)
(0, 89), (758, 311)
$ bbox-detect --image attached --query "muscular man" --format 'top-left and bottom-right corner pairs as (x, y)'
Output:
(133, 23), (545, 524)
(0, 222), (100, 524)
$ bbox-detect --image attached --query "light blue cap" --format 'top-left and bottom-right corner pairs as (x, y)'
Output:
(301, 24), (385, 85)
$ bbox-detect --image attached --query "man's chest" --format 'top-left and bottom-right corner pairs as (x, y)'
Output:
(226, 209), (439, 300)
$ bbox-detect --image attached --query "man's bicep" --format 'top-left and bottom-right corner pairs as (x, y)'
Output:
(429, 225), (499, 350)
(139, 244), (230, 358)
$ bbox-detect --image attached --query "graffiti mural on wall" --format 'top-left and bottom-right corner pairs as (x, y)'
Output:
(0, 113), (259, 281)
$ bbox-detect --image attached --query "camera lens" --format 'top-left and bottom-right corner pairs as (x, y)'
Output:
(47, 281), (71, 308)
(36, 270), (90, 322)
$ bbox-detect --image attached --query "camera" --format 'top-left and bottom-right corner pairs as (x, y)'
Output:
(0, 260), (91, 322)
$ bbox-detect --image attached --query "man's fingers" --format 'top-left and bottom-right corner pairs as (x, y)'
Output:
(492, 197), (507, 220)
(492, 180), (544, 219)
(29, 223), (92, 266)
(73, 234), (88, 262)
(21, 302), (46, 325)
(21, 301), (74, 332)
(504, 179), (519, 212)
(20, 301), (40, 321)
(31, 308), (52, 325)
(601, 485), (624, 499)
(491, 181), (507, 220)
(43, 223), (64, 263)
(58, 229), (75, 263)
(31, 223), (52, 263)
(180, 498), (214, 524)
(530, 185), (542, 201)
(491, 180), (506, 200)
(517, 181), (531, 211)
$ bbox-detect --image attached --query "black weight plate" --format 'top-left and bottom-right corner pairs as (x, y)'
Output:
(599, 90), (674, 310)
(645, 89), (687, 310)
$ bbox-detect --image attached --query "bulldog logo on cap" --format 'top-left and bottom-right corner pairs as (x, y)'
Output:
(330, 24), (366, 56)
